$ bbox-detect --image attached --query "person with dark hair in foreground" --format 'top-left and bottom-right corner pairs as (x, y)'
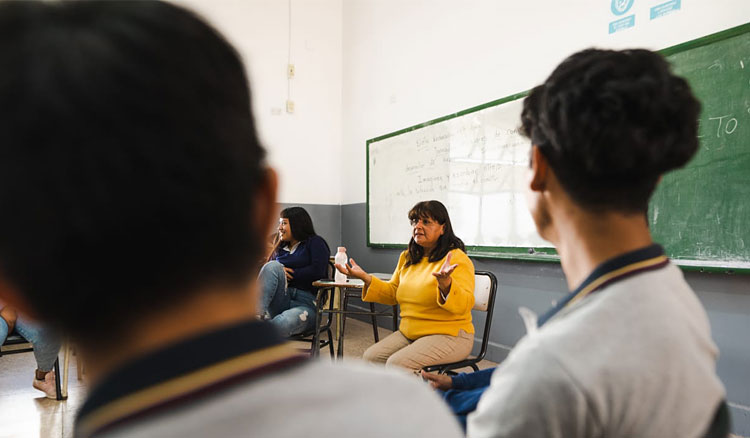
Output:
(259, 206), (330, 336)
(337, 200), (476, 371)
(465, 49), (727, 437)
(0, 2), (462, 437)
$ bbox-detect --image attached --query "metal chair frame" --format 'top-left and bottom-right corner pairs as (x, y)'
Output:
(340, 291), (398, 353)
(311, 284), (398, 359)
(288, 262), (336, 358)
(289, 288), (336, 358)
(422, 270), (498, 375)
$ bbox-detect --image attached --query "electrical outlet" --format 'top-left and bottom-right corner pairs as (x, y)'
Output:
(286, 100), (295, 113)
(287, 64), (295, 78)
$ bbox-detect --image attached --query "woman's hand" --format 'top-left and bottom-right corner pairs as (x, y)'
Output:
(335, 258), (372, 286)
(420, 370), (453, 391)
(283, 267), (294, 281)
(432, 251), (458, 295)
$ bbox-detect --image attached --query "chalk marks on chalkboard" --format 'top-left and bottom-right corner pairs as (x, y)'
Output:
(368, 98), (549, 248)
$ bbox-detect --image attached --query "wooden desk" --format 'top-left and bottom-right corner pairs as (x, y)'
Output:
(311, 273), (397, 358)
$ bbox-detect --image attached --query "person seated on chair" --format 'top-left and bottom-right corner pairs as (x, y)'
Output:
(0, 2), (463, 437)
(258, 206), (330, 337)
(465, 49), (727, 437)
(336, 200), (475, 372)
(0, 303), (61, 399)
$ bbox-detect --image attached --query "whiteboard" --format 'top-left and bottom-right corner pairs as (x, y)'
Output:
(367, 93), (555, 258)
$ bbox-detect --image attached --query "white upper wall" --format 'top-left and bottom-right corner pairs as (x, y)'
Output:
(342, 0), (750, 204)
(173, 1), (748, 206)
(178, 0), (343, 205)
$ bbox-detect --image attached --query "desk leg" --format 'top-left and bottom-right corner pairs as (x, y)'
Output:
(369, 302), (379, 342)
(392, 305), (399, 332)
(333, 287), (340, 342)
(311, 287), (325, 357)
(62, 343), (70, 398)
(336, 288), (346, 359)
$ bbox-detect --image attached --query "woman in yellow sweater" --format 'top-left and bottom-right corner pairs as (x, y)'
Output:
(336, 200), (475, 371)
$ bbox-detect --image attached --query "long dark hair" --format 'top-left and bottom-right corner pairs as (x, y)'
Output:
(405, 200), (465, 266)
(269, 206), (318, 260)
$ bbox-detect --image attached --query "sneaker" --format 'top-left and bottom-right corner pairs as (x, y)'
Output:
(32, 370), (57, 400)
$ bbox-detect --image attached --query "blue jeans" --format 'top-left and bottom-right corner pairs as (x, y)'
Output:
(259, 261), (317, 337)
(441, 387), (487, 430)
(0, 315), (61, 372)
(439, 367), (494, 430)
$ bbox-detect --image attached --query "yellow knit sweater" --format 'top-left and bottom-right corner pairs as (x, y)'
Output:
(363, 249), (475, 340)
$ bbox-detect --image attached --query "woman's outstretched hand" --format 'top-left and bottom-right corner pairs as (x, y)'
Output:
(335, 258), (372, 286)
(432, 251), (458, 295)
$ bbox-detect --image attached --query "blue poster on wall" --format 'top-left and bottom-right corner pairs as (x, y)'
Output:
(611, 0), (635, 15)
(651, 0), (681, 20)
(609, 0), (636, 34)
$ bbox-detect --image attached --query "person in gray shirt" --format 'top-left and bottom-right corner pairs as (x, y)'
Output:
(468, 50), (727, 438)
(0, 2), (462, 437)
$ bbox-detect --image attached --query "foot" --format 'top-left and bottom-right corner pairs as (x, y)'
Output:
(32, 370), (57, 400)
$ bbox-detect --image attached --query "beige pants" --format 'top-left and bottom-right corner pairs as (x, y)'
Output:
(362, 329), (474, 371)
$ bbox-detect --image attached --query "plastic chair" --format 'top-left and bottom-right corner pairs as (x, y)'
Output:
(0, 334), (66, 400)
(422, 270), (498, 375)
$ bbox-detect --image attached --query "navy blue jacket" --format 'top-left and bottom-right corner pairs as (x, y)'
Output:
(274, 235), (330, 292)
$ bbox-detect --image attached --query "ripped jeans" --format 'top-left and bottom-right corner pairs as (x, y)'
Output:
(259, 261), (317, 337)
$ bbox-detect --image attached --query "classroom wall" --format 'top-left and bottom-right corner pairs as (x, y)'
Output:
(278, 203), (342, 250)
(341, 0), (750, 204)
(169, 1), (750, 434)
(340, 1), (750, 435)
(179, 0), (343, 206)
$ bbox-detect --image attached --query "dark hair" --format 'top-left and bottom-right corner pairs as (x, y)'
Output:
(405, 201), (465, 266)
(0, 1), (267, 343)
(520, 49), (701, 213)
(281, 207), (317, 243)
(269, 207), (323, 259)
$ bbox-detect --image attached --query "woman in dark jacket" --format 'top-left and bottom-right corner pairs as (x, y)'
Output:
(259, 207), (330, 336)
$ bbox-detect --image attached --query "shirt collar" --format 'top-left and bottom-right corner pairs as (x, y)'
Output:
(537, 244), (668, 327)
(76, 320), (306, 437)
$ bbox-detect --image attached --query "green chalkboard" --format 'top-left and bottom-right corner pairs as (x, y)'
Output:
(366, 23), (750, 273)
(649, 23), (750, 271)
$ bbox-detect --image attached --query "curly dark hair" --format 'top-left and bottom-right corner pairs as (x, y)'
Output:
(405, 200), (465, 266)
(521, 49), (701, 213)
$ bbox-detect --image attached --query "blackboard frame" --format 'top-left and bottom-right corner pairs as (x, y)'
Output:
(366, 22), (750, 275)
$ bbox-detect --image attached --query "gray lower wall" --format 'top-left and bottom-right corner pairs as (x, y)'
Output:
(300, 202), (750, 435)
(278, 203), (342, 250)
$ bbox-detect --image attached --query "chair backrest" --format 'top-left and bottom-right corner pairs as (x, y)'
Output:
(473, 272), (494, 311)
(472, 270), (498, 362)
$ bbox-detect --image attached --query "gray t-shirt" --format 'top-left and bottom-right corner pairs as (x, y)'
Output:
(469, 263), (724, 438)
(100, 360), (463, 438)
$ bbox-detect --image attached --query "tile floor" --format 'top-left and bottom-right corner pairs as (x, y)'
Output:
(1, 318), (496, 438)
(0, 348), (84, 438)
